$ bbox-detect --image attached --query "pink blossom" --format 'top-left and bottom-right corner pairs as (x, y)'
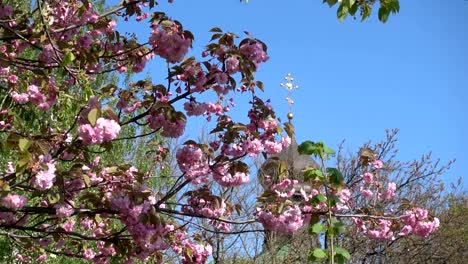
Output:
(106, 20), (117, 33)
(257, 205), (305, 234)
(56, 205), (74, 218)
(182, 242), (212, 264)
(0, 212), (16, 224)
(335, 188), (351, 210)
(147, 111), (186, 138)
(1, 194), (27, 209)
(95, 118), (121, 142)
(212, 164), (249, 187)
(6, 161), (15, 174)
(225, 56), (239, 74)
(77, 124), (96, 145)
(176, 145), (210, 182)
(32, 156), (56, 190)
(360, 188), (373, 199)
(81, 10), (99, 24)
(0, 66), (9, 75)
(62, 219), (75, 232)
(0, 5), (13, 18)
(263, 140), (283, 154)
(239, 41), (269, 68)
(149, 22), (191, 64)
(36, 254), (47, 263)
(243, 139), (264, 156)
(373, 159), (383, 169)
(413, 217), (440, 238)
(362, 172), (374, 184)
(379, 182), (396, 200)
(8, 75), (18, 83)
(258, 119), (277, 132)
(365, 219), (394, 240)
(16, 254), (31, 263)
(281, 136), (291, 149)
(78, 118), (121, 145)
(272, 178), (293, 191)
(401, 208), (440, 238)
(398, 225), (413, 236)
(27, 84), (56, 110)
(83, 248), (95, 260)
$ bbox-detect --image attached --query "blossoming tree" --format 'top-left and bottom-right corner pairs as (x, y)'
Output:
(0, 0), (438, 263)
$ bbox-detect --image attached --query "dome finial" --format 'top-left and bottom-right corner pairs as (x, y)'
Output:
(280, 73), (299, 123)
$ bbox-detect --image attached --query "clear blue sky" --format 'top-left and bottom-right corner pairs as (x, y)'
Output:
(114, 0), (467, 189)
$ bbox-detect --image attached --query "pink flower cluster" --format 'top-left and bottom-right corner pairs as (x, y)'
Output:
(55, 204), (74, 218)
(225, 56), (239, 74)
(110, 195), (173, 255)
(78, 118), (121, 145)
(400, 208), (440, 238)
(183, 196), (227, 219)
(176, 145), (210, 183)
(149, 21), (191, 64)
(212, 164), (249, 188)
(184, 101), (224, 119)
(1, 193), (27, 210)
(11, 84), (57, 110)
(239, 41), (269, 68)
(358, 161), (396, 201)
(379, 182), (396, 200)
(365, 219), (394, 240)
(32, 155), (56, 191)
(147, 111), (186, 138)
(182, 189), (231, 231)
(221, 136), (290, 158)
(181, 242), (212, 264)
(256, 205), (305, 234)
(335, 188), (352, 210)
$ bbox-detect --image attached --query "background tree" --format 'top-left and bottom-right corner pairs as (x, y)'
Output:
(220, 129), (459, 263)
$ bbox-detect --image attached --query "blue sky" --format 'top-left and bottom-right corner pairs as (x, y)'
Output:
(114, 0), (467, 189)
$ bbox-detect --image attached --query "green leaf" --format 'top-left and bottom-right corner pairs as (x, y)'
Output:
(344, 0), (355, 8)
(209, 27), (223, 33)
(327, 168), (344, 187)
(62, 51), (75, 66)
(256, 81), (264, 92)
(310, 222), (327, 234)
(361, 4), (372, 21)
(335, 247), (351, 259)
(323, 145), (336, 156)
(82, 174), (91, 187)
(47, 193), (61, 204)
(87, 108), (100, 126)
(298, 141), (334, 159)
(388, 0), (400, 13)
(19, 138), (31, 152)
(326, 0), (338, 7)
(378, 6), (390, 23)
(334, 221), (347, 234)
(311, 248), (327, 259)
(329, 220), (347, 235)
(311, 193), (327, 205)
(304, 168), (325, 181)
(349, 3), (359, 16)
(298, 141), (316, 155)
(210, 33), (222, 41)
(337, 3), (349, 22)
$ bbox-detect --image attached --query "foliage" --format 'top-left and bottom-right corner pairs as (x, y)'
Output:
(241, 0), (400, 23)
(230, 130), (456, 263)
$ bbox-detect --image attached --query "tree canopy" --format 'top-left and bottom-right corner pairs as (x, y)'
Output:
(0, 1), (446, 264)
